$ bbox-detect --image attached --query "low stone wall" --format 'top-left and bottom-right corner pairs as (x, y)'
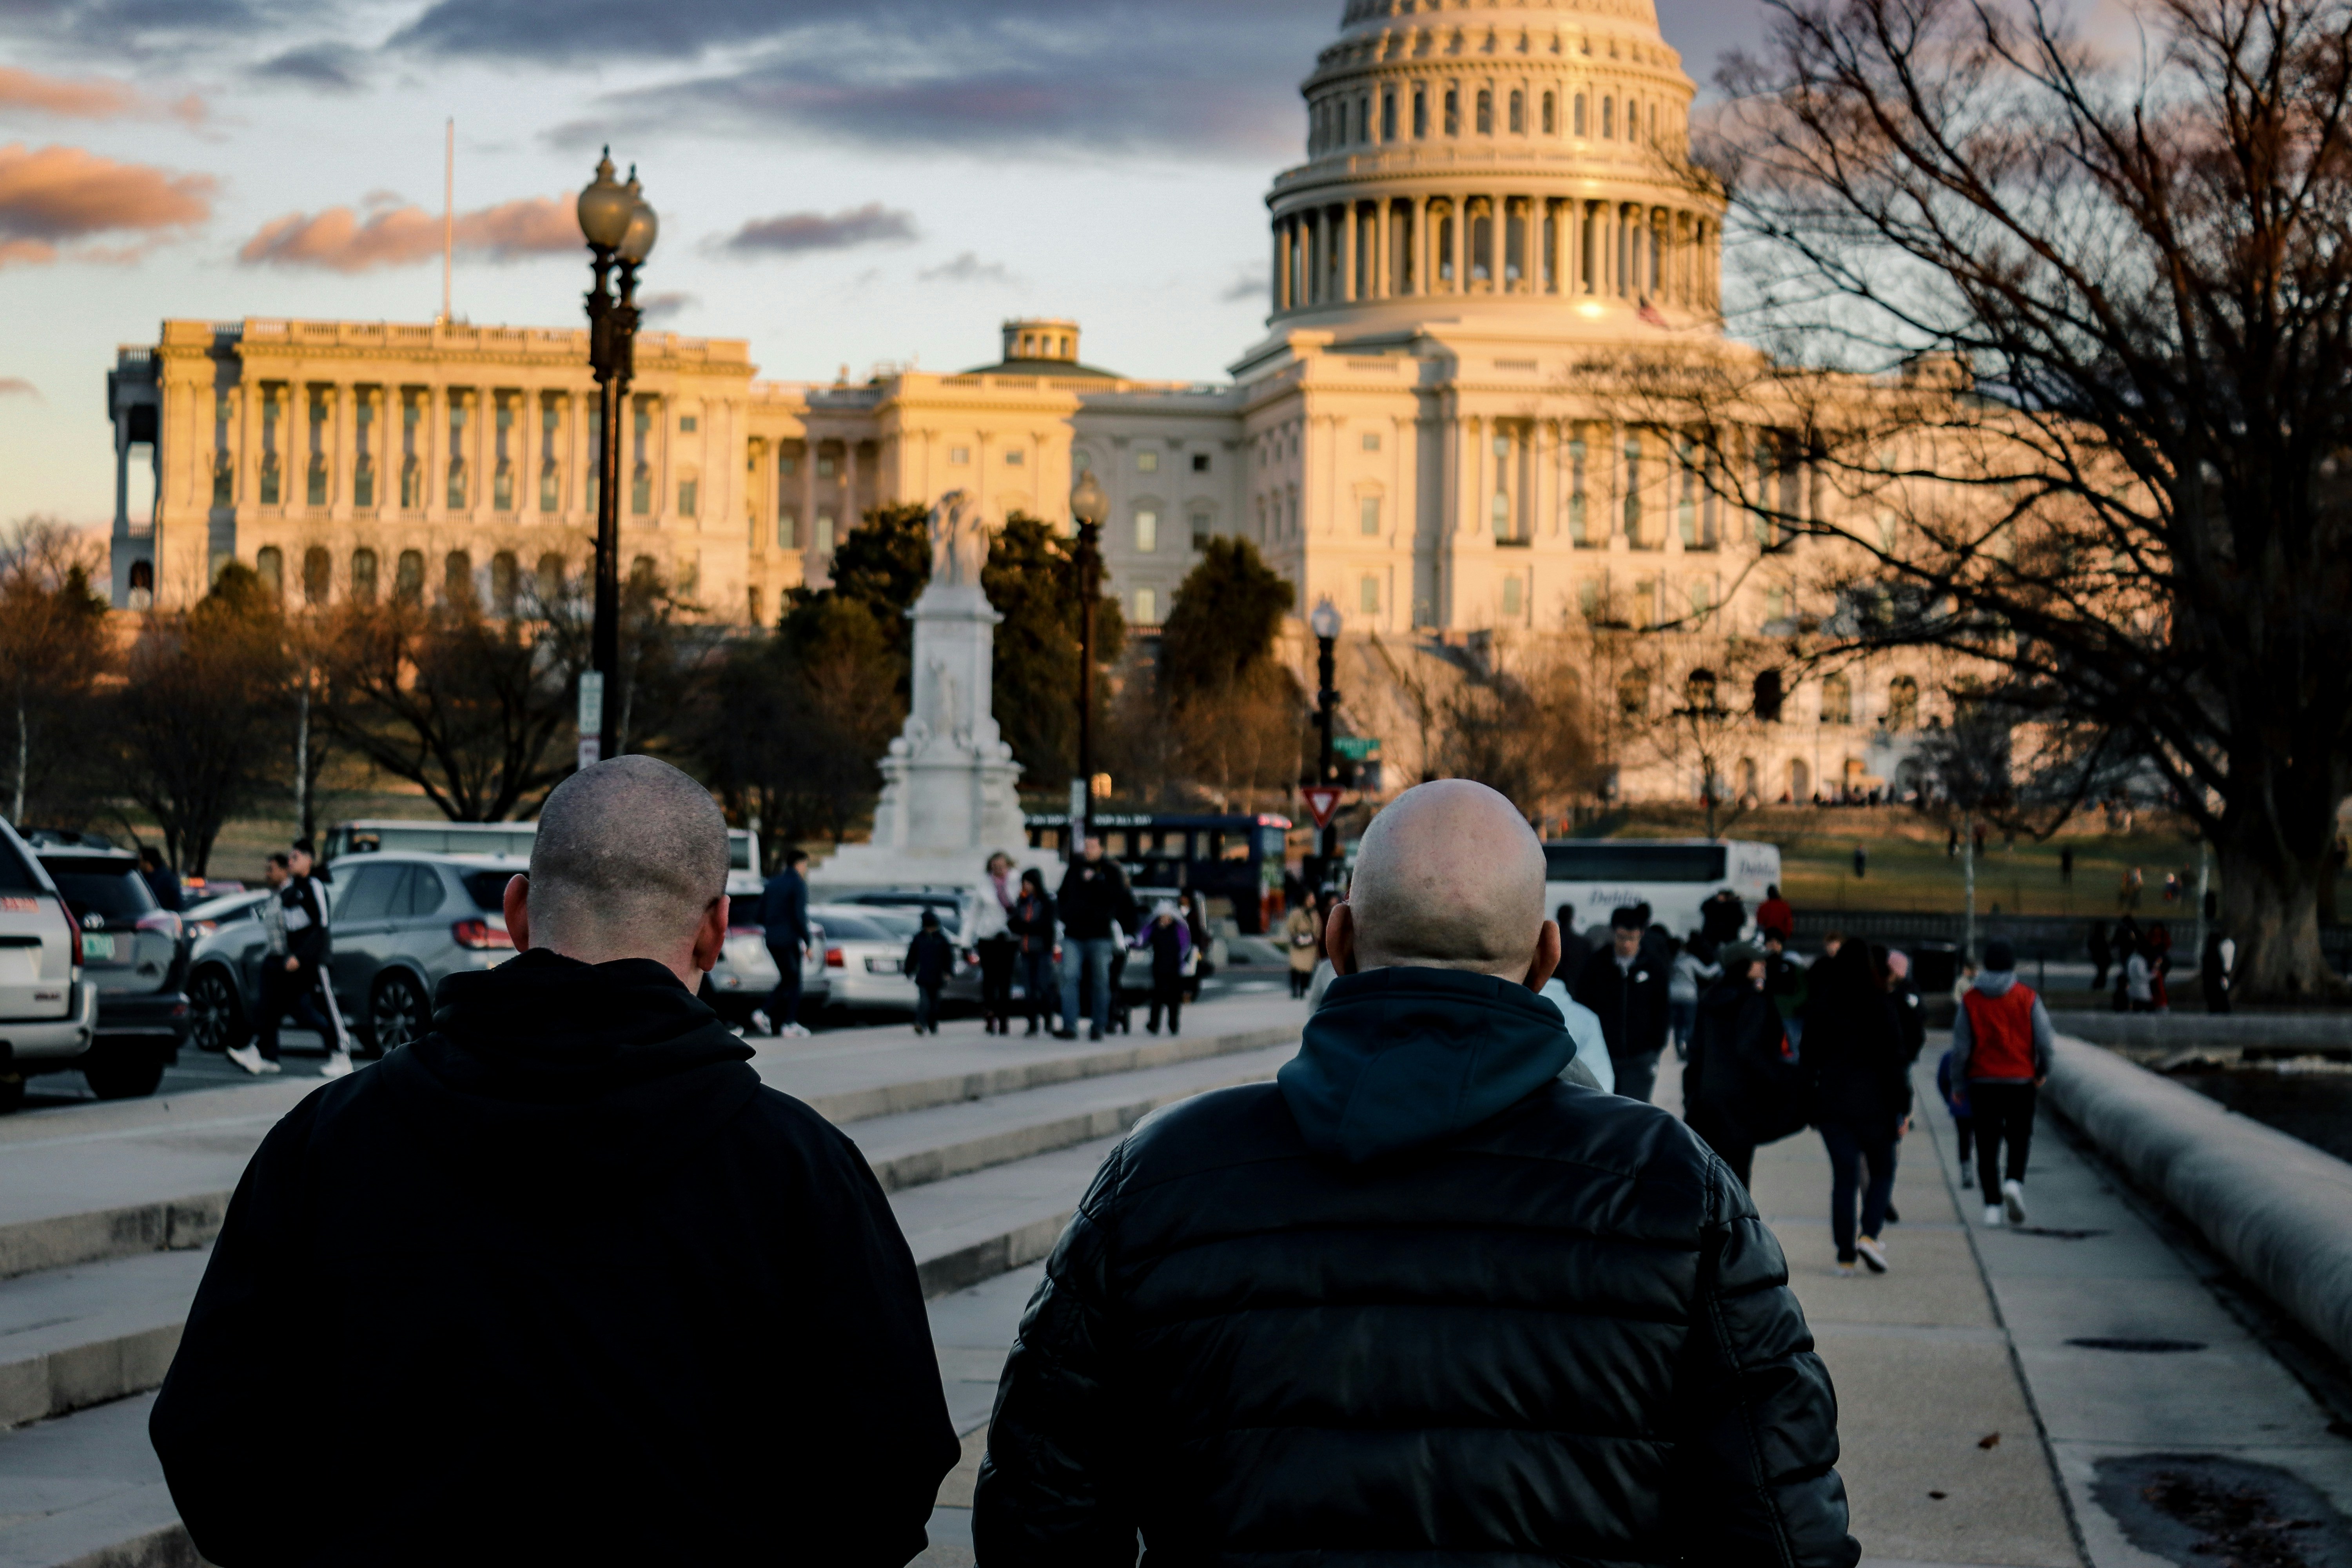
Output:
(2049, 1011), (2352, 1055)
(2045, 1035), (2352, 1367)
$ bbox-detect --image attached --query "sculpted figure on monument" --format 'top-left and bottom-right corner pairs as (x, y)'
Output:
(929, 489), (988, 588)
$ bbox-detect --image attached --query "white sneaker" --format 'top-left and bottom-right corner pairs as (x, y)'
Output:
(782, 1022), (810, 1037)
(318, 1052), (354, 1080)
(1832, 1261), (1859, 1278)
(1983, 1204), (2005, 1227)
(749, 1010), (771, 1035)
(1856, 1236), (1890, 1274)
(2003, 1179), (2028, 1226)
(225, 1044), (264, 1075)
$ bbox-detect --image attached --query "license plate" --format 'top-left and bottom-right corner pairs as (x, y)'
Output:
(865, 957), (897, 974)
(82, 931), (116, 962)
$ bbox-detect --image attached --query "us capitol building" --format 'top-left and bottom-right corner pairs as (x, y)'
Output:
(107, 0), (1944, 806)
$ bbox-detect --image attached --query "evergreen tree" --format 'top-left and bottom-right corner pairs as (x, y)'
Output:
(984, 514), (1124, 793)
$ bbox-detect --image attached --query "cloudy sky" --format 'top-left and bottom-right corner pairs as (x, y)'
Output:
(0, 0), (1770, 523)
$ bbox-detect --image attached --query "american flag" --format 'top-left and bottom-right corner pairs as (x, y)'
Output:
(1637, 301), (1668, 328)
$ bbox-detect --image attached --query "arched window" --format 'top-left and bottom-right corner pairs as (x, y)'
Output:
(1414, 87), (1428, 138)
(1684, 668), (1719, 712)
(1888, 675), (1920, 729)
(1790, 757), (1812, 801)
(1821, 673), (1853, 725)
(1444, 87), (1459, 135)
(490, 552), (518, 618)
(256, 546), (283, 597)
(1617, 668), (1649, 719)
(1574, 93), (1587, 136)
(1752, 668), (1784, 722)
(394, 550), (424, 606)
(1476, 90), (1493, 134)
(1381, 89), (1396, 140)
(444, 550), (474, 606)
(1737, 757), (1758, 800)
(748, 586), (763, 625)
(128, 560), (153, 592)
(301, 546), (330, 606)
(350, 548), (378, 604)
(536, 554), (565, 608)
(1602, 96), (1614, 138)
(629, 555), (659, 588)
(1508, 90), (1524, 133)
(1542, 92), (1555, 134)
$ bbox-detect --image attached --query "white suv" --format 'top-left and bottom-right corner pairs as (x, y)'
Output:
(0, 820), (101, 1112)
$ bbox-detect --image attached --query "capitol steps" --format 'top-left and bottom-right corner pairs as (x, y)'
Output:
(0, 998), (1302, 1567)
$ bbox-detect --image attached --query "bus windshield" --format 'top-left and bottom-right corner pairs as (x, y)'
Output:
(1542, 844), (1729, 883)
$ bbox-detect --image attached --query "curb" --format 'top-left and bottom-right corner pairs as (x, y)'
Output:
(0, 1323), (183, 1430)
(0, 1199), (227, 1285)
(797, 1027), (1294, 1125)
(2043, 1034), (2352, 1367)
(916, 1210), (1072, 1301)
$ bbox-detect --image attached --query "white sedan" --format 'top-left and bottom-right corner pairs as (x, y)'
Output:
(810, 905), (922, 1017)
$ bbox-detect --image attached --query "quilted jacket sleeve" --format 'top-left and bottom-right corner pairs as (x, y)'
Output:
(972, 1144), (1134, 1566)
(1673, 1158), (1862, 1567)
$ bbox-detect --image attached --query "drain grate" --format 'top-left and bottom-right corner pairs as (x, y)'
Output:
(2067, 1336), (2209, 1353)
(2012, 1225), (2110, 1240)
(2092, 1453), (2352, 1568)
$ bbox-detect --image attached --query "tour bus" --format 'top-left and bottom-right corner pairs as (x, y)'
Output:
(1022, 813), (1291, 934)
(322, 819), (763, 882)
(1541, 839), (1781, 942)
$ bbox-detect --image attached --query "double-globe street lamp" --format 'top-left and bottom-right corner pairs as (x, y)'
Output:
(574, 151), (659, 764)
(1308, 597), (1343, 884)
(1067, 472), (1110, 861)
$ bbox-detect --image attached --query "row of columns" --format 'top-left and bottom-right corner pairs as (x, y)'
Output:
(1272, 195), (1720, 314)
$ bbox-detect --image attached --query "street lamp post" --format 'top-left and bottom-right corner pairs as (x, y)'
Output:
(1310, 597), (1343, 882)
(1068, 473), (1109, 862)
(575, 151), (658, 764)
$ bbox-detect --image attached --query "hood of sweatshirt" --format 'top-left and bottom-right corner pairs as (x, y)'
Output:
(375, 948), (761, 1192)
(1973, 970), (2018, 998)
(1276, 966), (1575, 1165)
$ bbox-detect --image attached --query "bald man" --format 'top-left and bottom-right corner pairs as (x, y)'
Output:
(153, 757), (958, 1567)
(976, 780), (1858, 1566)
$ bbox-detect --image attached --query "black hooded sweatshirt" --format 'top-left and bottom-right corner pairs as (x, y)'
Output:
(150, 949), (958, 1568)
(975, 965), (1859, 1566)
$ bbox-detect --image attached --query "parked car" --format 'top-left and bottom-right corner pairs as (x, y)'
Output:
(33, 846), (187, 1098)
(0, 819), (100, 1111)
(810, 904), (924, 1018)
(828, 889), (987, 1001)
(184, 853), (520, 1058)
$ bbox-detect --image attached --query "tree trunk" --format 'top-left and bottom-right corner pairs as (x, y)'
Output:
(2218, 831), (2340, 1002)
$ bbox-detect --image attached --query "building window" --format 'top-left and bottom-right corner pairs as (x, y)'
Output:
(1137, 450), (1158, 473)
(1602, 96), (1615, 138)
(1005, 449), (1025, 466)
(679, 415), (697, 433)
(1574, 93), (1588, 136)
(354, 452), (375, 509)
(491, 552), (518, 618)
(817, 455), (835, 477)
(306, 390), (330, 506)
(1888, 675), (1920, 729)
(212, 451), (233, 506)
(1444, 87), (1459, 135)
(1362, 432), (1381, 452)
(1569, 436), (1589, 544)
(1359, 575), (1379, 614)
(445, 551), (473, 606)
(779, 454), (797, 477)
(494, 457), (514, 512)
(1414, 87), (1428, 138)
(1821, 674), (1853, 725)
(307, 452), (329, 507)
(301, 546), (330, 606)
(1476, 90), (1493, 134)
(1509, 90), (1524, 133)
(1191, 510), (1212, 550)
(779, 508), (800, 551)
(1360, 496), (1381, 535)
(1765, 586), (1787, 624)
(1679, 439), (1699, 545)
(1753, 668), (1784, 722)
(256, 546), (283, 597)
(353, 395), (375, 507)
(536, 554), (564, 607)
(259, 451), (281, 506)
(1135, 509), (1158, 553)
(1543, 91), (1555, 134)
(632, 463), (653, 515)
(395, 550), (424, 606)
(541, 458), (559, 514)
(1579, 580), (1603, 623)
(678, 477), (698, 518)
(1689, 581), (1713, 622)
(1623, 434), (1643, 542)
(1503, 575), (1523, 616)
(1134, 588), (1157, 624)
(949, 446), (970, 465)
(1617, 668), (1648, 719)
(447, 396), (469, 509)
(1192, 452), (1211, 472)
(816, 512), (836, 554)
(350, 548), (377, 604)
(1381, 90), (1397, 140)
(448, 454), (468, 511)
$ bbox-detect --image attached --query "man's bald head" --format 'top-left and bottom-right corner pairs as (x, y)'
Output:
(1345, 780), (1550, 978)
(526, 755), (730, 960)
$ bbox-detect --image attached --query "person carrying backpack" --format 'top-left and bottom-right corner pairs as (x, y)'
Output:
(901, 911), (955, 1036)
(1682, 940), (1809, 1191)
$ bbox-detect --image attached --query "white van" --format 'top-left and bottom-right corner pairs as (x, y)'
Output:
(1542, 839), (1780, 941)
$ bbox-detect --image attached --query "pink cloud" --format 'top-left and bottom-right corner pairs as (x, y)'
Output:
(0, 143), (214, 266)
(238, 194), (583, 272)
(0, 376), (39, 398)
(0, 68), (207, 126)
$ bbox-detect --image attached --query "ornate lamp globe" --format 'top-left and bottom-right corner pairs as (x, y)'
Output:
(575, 150), (633, 250)
(1070, 473), (1109, 528)
(616, 167), (659, 263)
(1310, 597), (1343, 641)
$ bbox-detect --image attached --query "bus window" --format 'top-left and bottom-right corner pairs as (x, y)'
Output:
(1541, 843), (1729, 882)
(1261, 828), (1288, 858)
(1103, 831), (1130, 858)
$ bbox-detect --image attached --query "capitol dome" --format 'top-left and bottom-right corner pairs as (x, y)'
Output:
(1264, 0), (1723, 334)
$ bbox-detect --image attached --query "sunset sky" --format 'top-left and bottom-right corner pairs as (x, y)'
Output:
(0, 0), (1771, 524)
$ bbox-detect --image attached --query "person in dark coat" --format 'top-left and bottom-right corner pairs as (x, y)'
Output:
(1056, 838), (1136, 1040)
(1800, 940), (1912, 1276)
(2087, 917), (2112, 992)
(1134, 899), (1192, 1035)
(1681, 940), (1808, 1189)
(1553, 901), (1592, 988)
(976, 780), (1860, 1567)
(1571, 905), (1672, 1103)
(757, 846), (810, 1035)
(151, 756), (958, 1567)
(1007, 869), (1058, 1036)
(901, 909), (955, 1035)
(2200, 895), (2236, 1015)
(1884, 946), (1928, 1066)
(1699, 886), (1746, 946)
(137, 846), (182, 912)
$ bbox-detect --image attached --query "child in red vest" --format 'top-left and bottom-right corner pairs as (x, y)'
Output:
(1952, 938), (2054, 1227)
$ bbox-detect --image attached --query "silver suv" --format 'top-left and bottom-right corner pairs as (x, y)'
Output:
(32, 845), (186, 1098)
(0, 819), (100, 1111)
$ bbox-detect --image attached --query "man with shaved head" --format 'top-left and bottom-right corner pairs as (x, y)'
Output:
(978, 779), (1858, 1566)
(154, 757), (958, 1565)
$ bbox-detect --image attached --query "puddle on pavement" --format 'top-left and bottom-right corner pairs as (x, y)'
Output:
(2092, 1453), (2352, 1568)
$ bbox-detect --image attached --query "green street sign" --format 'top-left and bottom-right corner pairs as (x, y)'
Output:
(1334, 737), (1382, 760)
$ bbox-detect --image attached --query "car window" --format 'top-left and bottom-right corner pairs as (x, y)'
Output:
(0, 839), (42, 893)
(811, 911), (896, 942)
(866, 911), (925, 938)
(333, 864), (401, 924)
(39, 857), (156, 922)
(461, 870), (511, 911)
(402, 866), (450, 918)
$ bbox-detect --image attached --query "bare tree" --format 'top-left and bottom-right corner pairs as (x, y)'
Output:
(1666, 0), (2352, 997)
(1422, 635), (1595, 817)
(0, 519), (109, 826)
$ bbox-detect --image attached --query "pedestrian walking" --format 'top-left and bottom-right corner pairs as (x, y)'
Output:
(1852, 844), (1868, 880)
(1008, 869), (1058, 1036)
(1056, 837), (1135, 1040)
(1885, 948), (1927, 1065)
(1698, 886), (1746, 946)
(2146, 920), (2174, 1012)
(287, 844), (356, 1073)
(1935, 1047), (1976, 1191)
(2087, 918), (2111, 991)
(974, 852), (1020, 1035)
(1285, 889), (1322, 999)
(2060, 845), (2074, 885)
(973, 779), (1859, 1564)
(228, 851), (350, 1078)
(1572, 906), (1671, 1103)
(137, 847), (181, 913)
(1667, 933), (1716, 1060)
(2200, 900), (2236, 1016)
(1181, 889), (1214, 1000)
(901, 910), (954, 1035)
(1136, 900), (1191, 1035)
(1757, 882), (1795, 944)
(1801, 941), (1911, 1276)
(1682, 940), (1809, 1190)
(153, 756), (959, 1564)
(1555, 901), (1593, 982)
(756, 847), (810, 1037)
(2123, 937), (2155, 1012)
(1954, 937), (2054, 1228)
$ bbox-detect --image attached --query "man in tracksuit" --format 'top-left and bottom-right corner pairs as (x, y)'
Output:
(229, 854), (350, 1078)
(1953, 938), (2055, 1228)
(1572, 905), (1672, 1103)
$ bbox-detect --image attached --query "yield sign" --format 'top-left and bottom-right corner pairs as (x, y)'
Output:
(1301, 786), (1345, 829)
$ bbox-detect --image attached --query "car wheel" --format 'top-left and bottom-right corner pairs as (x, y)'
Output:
(366, 971), (429, 1057)
(83, 1043), (165, 1101)
(0, 1073), (23, 1115)
(188, 965), (250, 1054)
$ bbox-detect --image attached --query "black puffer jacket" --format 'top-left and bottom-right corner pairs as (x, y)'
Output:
(975, 965), (1859, 1566)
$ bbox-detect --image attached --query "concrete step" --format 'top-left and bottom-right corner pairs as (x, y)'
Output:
(0, 1253), (207, 1431)
(0, 1393), (192, 1568)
